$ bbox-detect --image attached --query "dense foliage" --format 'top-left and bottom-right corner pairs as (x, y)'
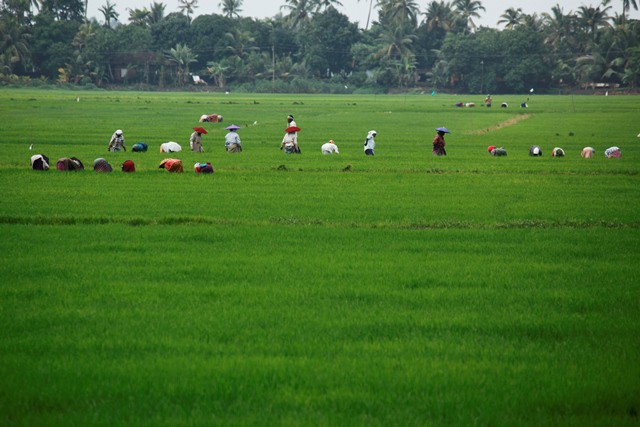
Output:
(1, 0), (640, 92)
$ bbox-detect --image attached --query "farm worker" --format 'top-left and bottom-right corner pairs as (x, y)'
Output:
(190, 127), (208, 152)
(224, 125), (243, 153)
(93, 158), (112, 172)
(321, 140), (339, 154)
(604, 146), (621, 158)
(433, 127), (449, 156)
(159, 158), (183, 173)
(529, 145), (542, 156)
(30, 154), (50, 171)
(108, 129), (126, 152)
(199, 114), (223, 123)
(132, 142), (148, 152)
(364, 130), (376, 156)
(194, 162), (214, 173)
(484, 95), (492, 107)
(281, 125), (301, 154)
(552, 147), (565, 157)
(581, 147), (595, 158)
(160, 141), (182, 153)
(56, 157), (84, 171)
(489, 146), (507, 156)
(121, 160), (135, 172)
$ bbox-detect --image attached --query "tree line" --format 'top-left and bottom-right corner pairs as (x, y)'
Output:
(1, 0), (639, 93)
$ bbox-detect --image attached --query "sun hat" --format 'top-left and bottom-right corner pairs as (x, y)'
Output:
(225, 124), (240, 131)
(436, 127), (450, 133)
(488, 145), (496, 153)
(193, 127), (208, 134)
(115, 129), (123, 135)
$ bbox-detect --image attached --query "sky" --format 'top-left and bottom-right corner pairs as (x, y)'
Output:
(88, 0), (640, 29)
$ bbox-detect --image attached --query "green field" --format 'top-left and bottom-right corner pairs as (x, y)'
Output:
(1, 89), (639, 426)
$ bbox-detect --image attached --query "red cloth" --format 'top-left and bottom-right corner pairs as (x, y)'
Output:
(121, 160), (135, 172)
(433, 135), (446, 156)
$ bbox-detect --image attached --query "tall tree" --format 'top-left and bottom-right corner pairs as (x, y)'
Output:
(40, 0), (85, 21)
(377, 0), (420, 27)
(577, 1), (612, 40)
(622, 0), (639, 23)
(98, 0), (118, 27)
(280, 0), (314, 29)
(356, 0), (375, 29)
(298, 6), (358, 76)
(177, 0), (197, 22)
(128, 7), (150, 26)
(497, 7), (523, 30)
(219, 0), (242, 18)
(423, 1), (454, 34)
(542, 4), (576, 50)
(148, 1), (166, 25)
(0, 15), (31, 74)
(452, 0), (485, 32)
(312, 0), (343, 13)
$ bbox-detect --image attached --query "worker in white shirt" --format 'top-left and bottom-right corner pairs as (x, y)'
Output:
(321, 140), (339, 154)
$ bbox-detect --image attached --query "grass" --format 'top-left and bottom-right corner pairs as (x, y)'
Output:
(0, 88), (639, 426)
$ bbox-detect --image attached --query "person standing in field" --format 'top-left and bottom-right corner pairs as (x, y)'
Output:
(321, 139), (339, 154)
(224, 125), (242, 152)
(287, 114), (296, 128)
(190, 127), (208, 152)
(484, 95), (492, 108)
(108, 129), (126, 152)
(364, 130), (376, 156)
(433, 127), (449, 156)
(281, 126), (300, 154)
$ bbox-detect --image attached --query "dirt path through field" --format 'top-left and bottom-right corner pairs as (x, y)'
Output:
(468, 113), (532, 135)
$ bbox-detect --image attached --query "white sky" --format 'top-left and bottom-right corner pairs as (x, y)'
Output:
(88, 0), (640, 29)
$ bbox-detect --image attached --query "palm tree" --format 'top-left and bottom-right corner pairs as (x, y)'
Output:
(148, 2), (166, 25)
(280, 0), (314, 29)
(166, 43), (197, 86)
(219, 0), (243, 18)
(542, 5), (575, 48)
(177, 0), (198, 22)
(577, 1), (612, 40)
(313, 0), (343, 13)
(423, 1), (454, 33)
(621, 0), (639, 23)
(0, 17), (31, 74)
(98, 0), (119, 27)
(206, 61), (229, 88)
(497, 7), (523, 30)
(128, 7), (151, 26)
(224, 29), (259, 59)
(377, 0), (420, 27)
(452, 0), (485, 32)
(356, 0), (376, 29)
(375, 22), (417, 59)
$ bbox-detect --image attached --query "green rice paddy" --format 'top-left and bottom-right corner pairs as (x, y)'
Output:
(0, 89), (639, 426)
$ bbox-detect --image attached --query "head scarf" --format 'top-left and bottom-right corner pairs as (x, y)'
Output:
(194, 162), (214, 174)
(93, 158), (113, 172)
(121, 160), (135, 172)
(30, 154), (50, 171)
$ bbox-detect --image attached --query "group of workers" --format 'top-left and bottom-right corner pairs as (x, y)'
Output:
(485, 145), (622, 158)
(30, 111), (623, 173)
